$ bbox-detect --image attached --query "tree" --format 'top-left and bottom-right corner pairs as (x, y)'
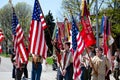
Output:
(15, 2), (32, 39)
(61, 0), (96, 18)
(0, 2), (32, 53)
(45, 11), (55, 56)
(0, 4), (13, 53)
(98, 0), (120, 36)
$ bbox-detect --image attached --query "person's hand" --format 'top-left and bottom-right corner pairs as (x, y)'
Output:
(13, 62), (16, 66)
(62, 69), (66, 76)
(33, 55), (37, 63)
(51, 40), (55, 46)
(83, 56), (89, 61)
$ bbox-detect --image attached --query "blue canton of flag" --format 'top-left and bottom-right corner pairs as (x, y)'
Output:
(72, 16), (79, 51)
(12, 13), (19, 35)
(32, 0), (41, 21)
(55, 28), (58, 40)
(32, 0), (47, 29)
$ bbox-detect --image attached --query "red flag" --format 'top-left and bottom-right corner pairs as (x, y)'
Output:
(29, 0), (48, 59)
(81, 0), (96, 47)
(81, 17), (96, 47)
(103, 16), (109, 55)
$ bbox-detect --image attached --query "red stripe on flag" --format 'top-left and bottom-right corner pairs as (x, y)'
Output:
(0, 29), (4, 42)
(40, 13), (47, 29)
(15, 24), (28, 63)
(29, 20), (48, 59)
(0, 45), (2, 53)
(73, 33), (85, 80)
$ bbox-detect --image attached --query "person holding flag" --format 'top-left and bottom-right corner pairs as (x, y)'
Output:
(29, 0), (48, 80)
(9, 0), (29, 79)
(90, 47), (110, 80)
(61, 41), (73, 80)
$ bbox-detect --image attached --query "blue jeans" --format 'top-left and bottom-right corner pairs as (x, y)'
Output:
(31, 62), (42, 80)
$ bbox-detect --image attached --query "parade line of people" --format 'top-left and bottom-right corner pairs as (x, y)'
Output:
(0, 40), (119, 80)
(51, 40), (120, 80)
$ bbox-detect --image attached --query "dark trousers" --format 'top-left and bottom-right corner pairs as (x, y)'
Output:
(23, 64), (28, 78)
(64, 63), (73, 80)
(57, 67), (63, 80)
(114, 68), (119, 80)
(80, 66), (92, 80)
(57, 63), (73, 80)
(12, 65), (16, 78)
(81, 66), (86, 80)
(88, 66), (92, 80)
(15, 68), (24, 80)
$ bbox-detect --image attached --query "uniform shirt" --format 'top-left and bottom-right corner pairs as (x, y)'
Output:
(91, 55), (110, 75)
(62, 50), (73, 69)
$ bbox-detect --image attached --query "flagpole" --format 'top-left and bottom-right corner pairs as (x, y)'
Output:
(9, 0), (15, 13)
(96, 0), (99, 47)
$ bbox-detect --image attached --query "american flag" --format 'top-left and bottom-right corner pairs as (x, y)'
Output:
(29, 0), (48, 59)
(0, 45), (2, 53)
(72, 16), (85, 80)
(12, 12), (28, 66)
(0, 29), (4, 54)
(0, 29), (4, 42)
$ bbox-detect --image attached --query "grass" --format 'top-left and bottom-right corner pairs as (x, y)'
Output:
(0, 53), (10, 57)
(46, 57), (53, 65)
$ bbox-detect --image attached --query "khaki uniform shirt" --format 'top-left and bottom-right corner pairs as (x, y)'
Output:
(91, 55), (110, 80)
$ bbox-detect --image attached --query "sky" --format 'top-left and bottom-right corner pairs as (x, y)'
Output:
(0, 0), (62, 21)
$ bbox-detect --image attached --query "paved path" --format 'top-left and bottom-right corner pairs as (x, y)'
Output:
(0, 56), (119, 80)
(0, 56), (57, 80)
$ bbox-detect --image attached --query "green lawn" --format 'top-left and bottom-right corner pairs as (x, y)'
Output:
(46, 57), (53, 65)
(0, 53), (10, 57)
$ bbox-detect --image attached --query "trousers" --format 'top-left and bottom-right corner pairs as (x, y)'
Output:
(31, 62), (42, 80)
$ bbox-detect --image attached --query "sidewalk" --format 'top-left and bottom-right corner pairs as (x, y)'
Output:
(0, 56), (57, 80)
(0, 56), (118, 80)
